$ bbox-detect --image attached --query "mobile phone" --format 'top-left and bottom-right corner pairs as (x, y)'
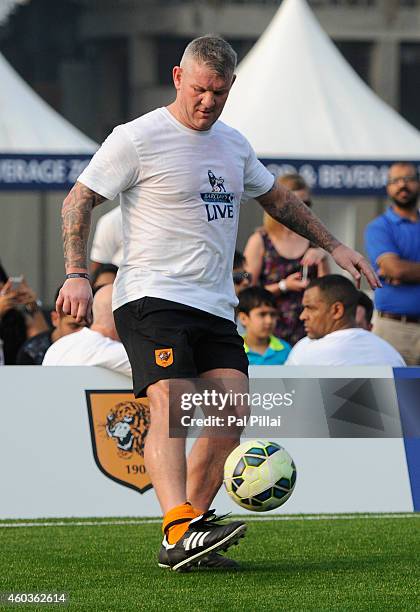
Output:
(301, 265), (308, 282)
(9, 276), (23, 291)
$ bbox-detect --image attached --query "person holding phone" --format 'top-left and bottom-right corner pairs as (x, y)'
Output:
(0, 263), (48, 363)
(244, 173), (330, 346)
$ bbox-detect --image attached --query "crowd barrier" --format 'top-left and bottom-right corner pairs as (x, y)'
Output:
(1, 365), (418, 519)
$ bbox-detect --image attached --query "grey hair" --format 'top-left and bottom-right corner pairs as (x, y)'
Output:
(180, 35), (237, 78)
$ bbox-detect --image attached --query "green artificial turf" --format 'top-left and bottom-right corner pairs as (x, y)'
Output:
(0, 515), (418, 611)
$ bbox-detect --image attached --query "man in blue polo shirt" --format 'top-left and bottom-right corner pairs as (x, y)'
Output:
(365, 162), (420, 364)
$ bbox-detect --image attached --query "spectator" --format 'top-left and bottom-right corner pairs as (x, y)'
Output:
(237, 286), (291, 365)
(90, 206), (123, 272)
(365, 162), (420, 364)
(0, 263), (48, 364)
(244, 173), (329, 346)
(233, 250), (251, 296)
(285, 275), (405, 366)
(356, 291), (374, 331)
(16, 289), (86, 365)
(43, 284), (131, 377)
(233, 250), (251, 335)
(91, 263), (118, 294)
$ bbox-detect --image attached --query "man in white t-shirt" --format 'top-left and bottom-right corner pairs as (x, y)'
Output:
(44, 285), (131, 377)
(90, 206), (123, 271)
(286, 275), (405, 367)
(56, 36), (380, 572)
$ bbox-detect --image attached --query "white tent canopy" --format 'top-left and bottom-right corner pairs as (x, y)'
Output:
(0, 49), (98, 301)
(221, 0), (420, 160)
(0, 52), (97, 153)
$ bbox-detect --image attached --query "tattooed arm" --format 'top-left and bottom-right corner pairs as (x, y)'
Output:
(56, 181), (107, 323)
(256, 179), (381, 289)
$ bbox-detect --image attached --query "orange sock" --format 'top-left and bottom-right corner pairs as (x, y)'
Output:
(163, 502), (201, 545)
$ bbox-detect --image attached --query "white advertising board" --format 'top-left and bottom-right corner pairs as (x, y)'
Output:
(0, 366), (414, 519)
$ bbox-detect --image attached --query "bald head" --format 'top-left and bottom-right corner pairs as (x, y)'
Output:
(92, 284), (118, 340)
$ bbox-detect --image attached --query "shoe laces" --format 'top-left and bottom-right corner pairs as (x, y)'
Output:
(190, 509), (232, 529)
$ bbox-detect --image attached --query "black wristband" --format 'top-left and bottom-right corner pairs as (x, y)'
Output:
(66, 273), (90, 281)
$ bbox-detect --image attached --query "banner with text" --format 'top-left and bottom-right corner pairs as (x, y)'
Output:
(0, 154), (92, 191)
(2, 155), (420, 195)
(263, 159), (420, 196)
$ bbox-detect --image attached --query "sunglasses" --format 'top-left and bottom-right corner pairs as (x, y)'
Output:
(233, 271), (252, 284)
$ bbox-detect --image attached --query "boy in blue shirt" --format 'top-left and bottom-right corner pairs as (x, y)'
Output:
(237, 287), (291, 365)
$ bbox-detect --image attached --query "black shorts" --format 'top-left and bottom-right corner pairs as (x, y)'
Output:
(113, 297), (248, 398)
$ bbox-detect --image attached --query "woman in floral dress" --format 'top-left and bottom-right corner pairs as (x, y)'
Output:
(244, 174), (329, 346)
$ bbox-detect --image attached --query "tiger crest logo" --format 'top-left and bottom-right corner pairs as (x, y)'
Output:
(155, 348), (174, 367)
(86, 391), (152, 493)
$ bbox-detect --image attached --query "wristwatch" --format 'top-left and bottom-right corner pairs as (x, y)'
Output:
(278, 280), (287, 293)
(25, 299), (42, 314)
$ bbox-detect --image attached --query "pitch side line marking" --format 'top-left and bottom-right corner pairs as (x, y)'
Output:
(0, 514), (418, 528)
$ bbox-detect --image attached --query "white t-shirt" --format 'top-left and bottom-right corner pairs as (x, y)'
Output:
(78, 107), (274, 320)
(42, 328), (132, 377)
(285, 328), (406, 367)
(90, 206), (123, 266)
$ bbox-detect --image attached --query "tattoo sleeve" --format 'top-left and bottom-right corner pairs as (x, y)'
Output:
(256, 179), (341, 253)
(62, 181), (107, 271)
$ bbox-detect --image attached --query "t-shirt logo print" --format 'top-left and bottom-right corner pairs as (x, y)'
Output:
(155, 348), (174, 367)
(208, 169), (226, 193)
(201, 169), (235, 222)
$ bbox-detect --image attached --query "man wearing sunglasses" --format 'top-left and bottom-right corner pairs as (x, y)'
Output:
(232, 250), (251, 296)
(233, 250), (251, 335)
(365, 162), (420, 364)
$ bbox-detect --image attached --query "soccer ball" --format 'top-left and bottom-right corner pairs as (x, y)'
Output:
(223, 440), (296, 512)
